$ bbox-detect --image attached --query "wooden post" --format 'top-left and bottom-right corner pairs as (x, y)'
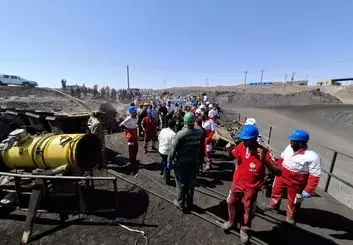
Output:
(22, 179), (44, 244)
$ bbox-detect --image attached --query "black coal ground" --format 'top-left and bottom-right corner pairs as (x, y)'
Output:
(0, 133), (352, 245)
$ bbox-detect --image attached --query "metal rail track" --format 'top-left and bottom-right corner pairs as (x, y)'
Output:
(106, 168), (269, 245)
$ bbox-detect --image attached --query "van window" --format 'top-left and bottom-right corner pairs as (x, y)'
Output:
(10, 76), (17, 79)
(3, 75), (9, 78)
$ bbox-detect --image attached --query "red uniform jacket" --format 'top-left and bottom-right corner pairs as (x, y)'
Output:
(142, 116), (157, 136)
(231, 142), (275, 191)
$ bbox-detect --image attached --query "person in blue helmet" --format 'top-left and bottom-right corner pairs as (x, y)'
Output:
(223, 125), (281, 243)
(269, 129), (321, 225)
(119, 105), (139, 173)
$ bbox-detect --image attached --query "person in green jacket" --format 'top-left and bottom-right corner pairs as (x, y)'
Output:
(167, 112), (205, 212)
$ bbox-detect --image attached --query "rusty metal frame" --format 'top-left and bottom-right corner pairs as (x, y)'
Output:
(0, 171), (119, 244)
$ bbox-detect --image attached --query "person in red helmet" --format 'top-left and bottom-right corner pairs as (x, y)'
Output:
(119, 106), (139, 173)
(142, 109), (158, 153)
(222, 125), (281, 243)
(268, 129), (321, 224)
(202, 109), (217, 171)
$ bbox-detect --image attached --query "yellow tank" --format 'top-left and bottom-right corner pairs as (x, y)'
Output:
(1, 131), (102, 170)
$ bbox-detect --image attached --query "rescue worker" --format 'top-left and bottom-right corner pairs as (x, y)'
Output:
(223, 125), (281, 243)
(158, 119), (176, 185)
(244, 118), (264, 144)
(87, 110), (106, 169)
(119, 106), (139, 173)
(202, 109), (217, 171)
(269, 129), (321, 224)
(168, 113), (205, 213)
(137, 104), (147, 138)
(142, 109), (158, 153)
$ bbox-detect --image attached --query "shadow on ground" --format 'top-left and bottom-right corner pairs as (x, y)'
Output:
(297, 208), (353, 241)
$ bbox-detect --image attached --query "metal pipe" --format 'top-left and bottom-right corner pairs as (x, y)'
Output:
(324, 151), (338, 192)
(0, 172), (116, 180)
(267, 126), (273, 145)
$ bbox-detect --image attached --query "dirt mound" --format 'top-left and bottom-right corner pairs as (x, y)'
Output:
(217, 90), (342, 107)
(0, 86), (88, 113)
(0, 86), (59, 98)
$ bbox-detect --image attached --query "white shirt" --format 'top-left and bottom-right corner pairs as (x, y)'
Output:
(203, 119), (216, 132)
(158, 128), (176, 155)
(281, 144), (321, 176)
(119, 116), (137, 129)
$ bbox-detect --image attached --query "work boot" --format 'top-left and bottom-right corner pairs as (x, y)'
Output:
(221, 221), (232, 230)
(173, 199), (184, 210)
(266, 204), (280, 214)
(240, 229), (249, 244)
(286, 216), (296, 225)
(203, 164), (211, 171)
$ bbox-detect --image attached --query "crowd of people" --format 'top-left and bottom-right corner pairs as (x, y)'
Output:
(90, 93), (322, 244)
(61, 79), (144, 101)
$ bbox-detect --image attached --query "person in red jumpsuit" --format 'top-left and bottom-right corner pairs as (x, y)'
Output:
(142, 109), (158, 153)
(269, 129), (321, 224)
(202, 109), (217, 171)
(119, 106), (139, 173)
(222, 125), (281, 244)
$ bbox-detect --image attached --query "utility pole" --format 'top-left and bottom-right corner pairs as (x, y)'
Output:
(244, 71), (248, 87)
(126, 65), (130, 89)
(260, 69), (264, 87)
(284, 74), (287, 90)
(291, 72), (296, 85)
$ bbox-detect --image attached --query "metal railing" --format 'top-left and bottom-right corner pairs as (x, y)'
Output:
(220, 111), (353, 194)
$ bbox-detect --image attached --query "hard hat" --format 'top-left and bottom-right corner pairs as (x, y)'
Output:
(208, 110), (217, 118)
(208, 104), (213, 109)
(184, 112), (196, 125)
(205, 101), (210, 105)
(147, 109), (152, 115)
(200, 104), (206, 110)
(128, 106), (137, 113)
(139, 103), (144, 106)
(239, 125), (259, 140)
(195, 108), (202, 114)
(244, 118), (257, 126)
(288, 129), (310, 142)
(144, 102), (149, 106)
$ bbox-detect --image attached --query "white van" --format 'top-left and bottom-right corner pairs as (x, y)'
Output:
(0, 74), (38, 87)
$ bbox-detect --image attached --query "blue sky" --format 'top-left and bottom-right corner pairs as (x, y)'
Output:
(1, 0), (353, 89)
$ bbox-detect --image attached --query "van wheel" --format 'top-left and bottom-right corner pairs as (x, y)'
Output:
(0, 81), (6, 86)
(22, 82), (31, 87)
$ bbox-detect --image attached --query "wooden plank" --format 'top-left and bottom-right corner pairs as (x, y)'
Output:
(21, 179), (44, 244)
(213, 126), (235, 144)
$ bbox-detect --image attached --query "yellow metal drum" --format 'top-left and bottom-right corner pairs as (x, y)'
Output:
(1, 133), (102, 170)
